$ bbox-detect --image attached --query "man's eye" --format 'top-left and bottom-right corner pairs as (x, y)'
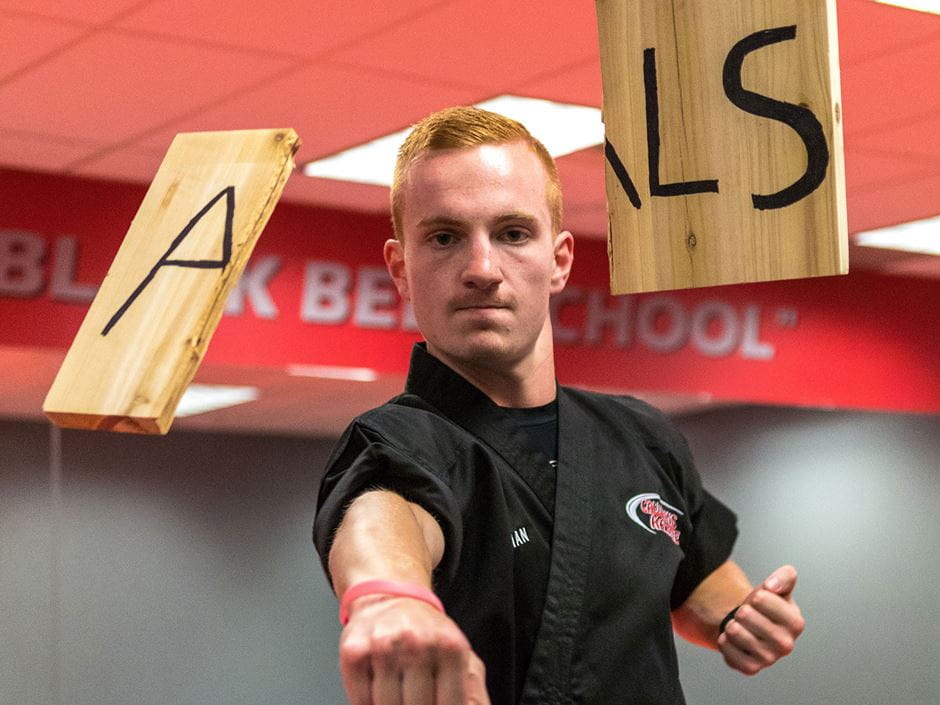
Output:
(502, 228), (529, 243)
(432, 232), (455, 246)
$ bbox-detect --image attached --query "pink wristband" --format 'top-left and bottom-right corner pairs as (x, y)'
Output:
(339, 579), (444, 625)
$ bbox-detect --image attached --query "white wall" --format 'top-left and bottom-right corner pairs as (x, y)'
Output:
(673, 407), (939, 705)
(0, 421), (346, 705)
(2, 406), (937, 705)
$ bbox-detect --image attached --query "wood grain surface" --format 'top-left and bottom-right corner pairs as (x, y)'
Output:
(44, 129), (299, 434)
(596, 0), (847, 294)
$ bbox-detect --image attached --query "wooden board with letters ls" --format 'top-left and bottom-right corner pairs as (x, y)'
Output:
(43, 128), (299, 434)
(596, 0), (847, 294)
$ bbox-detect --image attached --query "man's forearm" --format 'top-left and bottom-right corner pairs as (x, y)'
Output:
(326, 490), (488, 705)
(328, 489), (444, 598)
(672, 560), (752, 648)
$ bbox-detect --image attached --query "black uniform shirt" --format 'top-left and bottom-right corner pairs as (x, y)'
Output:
(314, 343), (738, 705)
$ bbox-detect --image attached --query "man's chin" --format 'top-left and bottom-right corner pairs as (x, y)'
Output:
(435, 332), (517, 367)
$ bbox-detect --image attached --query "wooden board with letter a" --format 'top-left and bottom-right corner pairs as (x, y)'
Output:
(596, 0), (847, 294)
(43, 128), (299, 434)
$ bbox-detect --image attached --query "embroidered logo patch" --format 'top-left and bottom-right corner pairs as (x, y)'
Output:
(625, 492), (683, 545)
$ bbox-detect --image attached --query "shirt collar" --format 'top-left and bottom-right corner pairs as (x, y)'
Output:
(405, 342), (496, 412)
(403, 343), (558, 515)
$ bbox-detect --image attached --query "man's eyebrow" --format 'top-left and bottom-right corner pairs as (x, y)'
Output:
(493, 212), (538, 225)
(416, 216), (464, 229)
(415, 212), (540, 229)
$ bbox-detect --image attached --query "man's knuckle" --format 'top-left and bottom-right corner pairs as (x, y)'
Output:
(776, 636), (794, 655)
(396, 627), (422, 650)
(371, 624), (467, 664)
(338, 641), (370, 669)
(727, 622), (746, 642)
(792, 614), (806, 635)
(370, 633), (402, 659)
(744, 662), (762, 676)
(750, 591), (768, 609)
(437, 633), (468, 657)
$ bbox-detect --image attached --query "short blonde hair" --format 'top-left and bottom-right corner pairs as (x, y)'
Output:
(390, 106), (563, 239)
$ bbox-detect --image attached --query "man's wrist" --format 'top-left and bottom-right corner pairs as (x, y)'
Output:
(719, 606), (740, 634)
(339, 579), (444, 625)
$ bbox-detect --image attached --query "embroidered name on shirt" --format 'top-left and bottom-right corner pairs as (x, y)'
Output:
(511, 527), (530, 548)
(625, 492), (683, 545)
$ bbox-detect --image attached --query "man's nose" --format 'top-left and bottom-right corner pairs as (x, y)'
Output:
(461, 236), (502, 289)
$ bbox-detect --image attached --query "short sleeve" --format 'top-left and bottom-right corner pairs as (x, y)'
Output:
(670, 487), (738, 609)
(660, 423), (738, 608)
(617, 397), (739, 609)
(313, 420), (464, 588)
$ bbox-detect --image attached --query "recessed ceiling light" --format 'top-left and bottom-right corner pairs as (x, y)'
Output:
(874, 1), (940, 16)
(287, 364), (379, 382)
(303, 95), (604, 186)
(855, 215), (940, 255)
(175, 384), (259, 417)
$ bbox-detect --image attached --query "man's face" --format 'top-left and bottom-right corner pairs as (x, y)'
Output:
(385, 141), (572, 370)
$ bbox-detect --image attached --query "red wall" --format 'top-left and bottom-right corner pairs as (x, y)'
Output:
(2, 168), (937, 412)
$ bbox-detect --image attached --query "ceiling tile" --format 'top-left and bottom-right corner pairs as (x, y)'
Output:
(555, 147), (606, 239)
(840, 36), (940, 135)
(0, 130), (102, 171)
(556, 147), (605, 205)
(0, 29), (293, 144)
(0, 0), (144, 24)
(836, 0), (940, 67)
(281, 176), (390, 214)
(514, 58), (602, 108)
(844, 143), (934, 192)
(70, 145), (165, 183)
(851, 115), (940, 162)
(330, 0), (599, 89)
(132, 62), (478, 160)
(846, 169), (940, 234)
(116, 0), (446, 58)
(0, 12), (86, 79)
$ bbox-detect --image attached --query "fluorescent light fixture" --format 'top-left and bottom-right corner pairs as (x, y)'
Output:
(175, 384), (259, 417)
(287, 364), (379, 382)
(303, 130), (410, 187)
(303, 95), (604, 186)
(875, 1), (940, 15)
(855, 214), (940, 255)
(474, 95), (605, 158)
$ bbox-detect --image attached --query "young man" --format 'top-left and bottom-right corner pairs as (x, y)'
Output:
(313, 107), (804, 705)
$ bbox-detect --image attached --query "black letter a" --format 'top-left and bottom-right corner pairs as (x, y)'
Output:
(102, 185), (235, 336)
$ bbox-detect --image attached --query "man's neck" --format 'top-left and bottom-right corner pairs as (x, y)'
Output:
(426, 328), (557, 408)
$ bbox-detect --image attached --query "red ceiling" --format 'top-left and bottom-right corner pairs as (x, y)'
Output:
(0, 0), (936, 242)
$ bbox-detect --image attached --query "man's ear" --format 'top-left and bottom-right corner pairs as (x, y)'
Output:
(550, 230), (574, 294)
(384, 238), (410, 302)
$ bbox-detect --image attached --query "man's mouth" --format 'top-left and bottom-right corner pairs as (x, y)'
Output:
(454, 302), (510, 311)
